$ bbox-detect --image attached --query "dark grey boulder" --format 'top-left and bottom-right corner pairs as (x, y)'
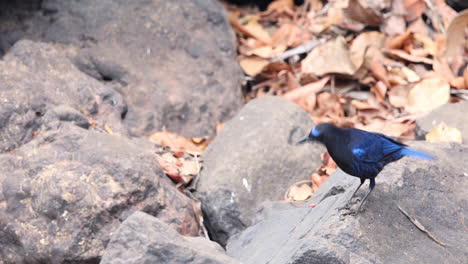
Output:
(101, 211), (240, 264)
(0, 124), (200, 263)
(416, 101), (468, 143)
(227, 142), (468, 264)
(0, 40), (128, 153)
(0, 0), (243, 138)
(196, 96), (325, 246)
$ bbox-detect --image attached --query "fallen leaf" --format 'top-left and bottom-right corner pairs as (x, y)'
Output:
(400, 66), (421, 83)
(286, 183), (313, 201)
(450, 77), (466, 90)
(406, 76), (450, 113)
(282, 76), (330, 101)
(345, 0), (384, 26)
(388, 85), (409, 108)
(239, 57), (270, 76)
(302, 37), (357, 76)
(230, 14), (272, 44)
(382, 15), (406, 36)
(425, 122), (462, 143)
(383, 48), (433, 65)
(245, 45), (287, 58)
(150, 131), (203, 154)
(386, 29), (413, 49)
(403, 0), (426, 21)
(350, 31), (385, 70)
(444, 9), (468, 67)
(356, 119), (412, 137)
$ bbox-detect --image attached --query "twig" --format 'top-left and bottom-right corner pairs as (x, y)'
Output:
(397, 205), (447, 247)
(272, 38), (326, 61)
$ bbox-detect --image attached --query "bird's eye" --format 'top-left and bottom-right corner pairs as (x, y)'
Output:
(311, 127), (320, 137)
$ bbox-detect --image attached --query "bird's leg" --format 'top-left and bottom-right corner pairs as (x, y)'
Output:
(357, 178), (376, 211)
(351, 178), (366, 198)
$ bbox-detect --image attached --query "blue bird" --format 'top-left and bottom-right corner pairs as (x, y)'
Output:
(297, 123), (434, 211)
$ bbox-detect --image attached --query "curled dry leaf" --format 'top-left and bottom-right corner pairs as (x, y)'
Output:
(383, 48), (433, 65)
(150, 131), (204, 154)
(345, 0), (384, 26)
(406, 76), (450, 113)
(286, 182), (314, 201)
(239, 57), (270, 76)
(425, 122), (462, 143)
(230, 14), (272, 44)
(302, 37), (357, 76)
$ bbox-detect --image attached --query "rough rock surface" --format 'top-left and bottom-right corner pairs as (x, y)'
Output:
(0, 40), (127, 153)
(416, 101), (468, 143)
(0, 123), (199, 263)
(196, 96), (325, 245)
(101, 211), (240, 264)
(0, 0), (243, 138)
(227, 142), (468, 264)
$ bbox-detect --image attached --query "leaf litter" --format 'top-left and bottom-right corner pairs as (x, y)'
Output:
(147, 1), (466, 205)
(225, 0), (467, 198)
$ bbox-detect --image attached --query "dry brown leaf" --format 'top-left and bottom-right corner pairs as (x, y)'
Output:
(311, 173), (323, 187)
(345, 0), (384, 26)
(302, 37), (357, 76)
(382, 15), (406, 36)
(388, 85), (409, 108)
(264, 0), (294, 16)
(386, 29), (413, 49)
(383, 48), (433, 65)
(406, 76), (450, 113)
(450, 77), (466, 90)
(350, 31), (385, 70)
(245, 45), (287, 58)
(239, 57), (270, 76)
(403, 0), (426, 22)
(425, 122), (462, 143)
(371, 81), (387, 102)
(400, 66), (421, 83)
(464, 67), (468, 89)
(444, 9), (468, 66)
(282, 76), (330, 101)
(230, 14), (272, 44)
(287, 183), (313, 201)
(150, 131), (203, 154)
(356, 119), (411, 137)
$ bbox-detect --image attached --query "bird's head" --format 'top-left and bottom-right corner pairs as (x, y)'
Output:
(296, 123), (335, 144)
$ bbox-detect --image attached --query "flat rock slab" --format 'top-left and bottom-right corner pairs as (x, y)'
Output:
(196, 96), (325, 245)
(416, 101), (468, 143)
(0, 124), (199, 263)
(101, 211), (240, 264)
(227, 142), (468, 264)
(0, 0), (243, 138)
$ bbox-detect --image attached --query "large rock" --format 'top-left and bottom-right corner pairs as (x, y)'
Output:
(416, 101), (468, 143)
(101, 211), (240, 264)
(227, 142), (468, 264)
(0, 0), (243, 138)
(0, 123), (199, 263)
(0, 40), (127, 153)
(196, 96), (325, 245)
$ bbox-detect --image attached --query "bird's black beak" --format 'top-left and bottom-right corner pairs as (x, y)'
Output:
(296, 135), (310, 145)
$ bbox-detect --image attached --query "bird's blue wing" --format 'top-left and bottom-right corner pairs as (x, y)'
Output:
(351, 133), (404, 163)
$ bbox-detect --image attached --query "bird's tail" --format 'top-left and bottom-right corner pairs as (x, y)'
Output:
(401, 147), (435, 160)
